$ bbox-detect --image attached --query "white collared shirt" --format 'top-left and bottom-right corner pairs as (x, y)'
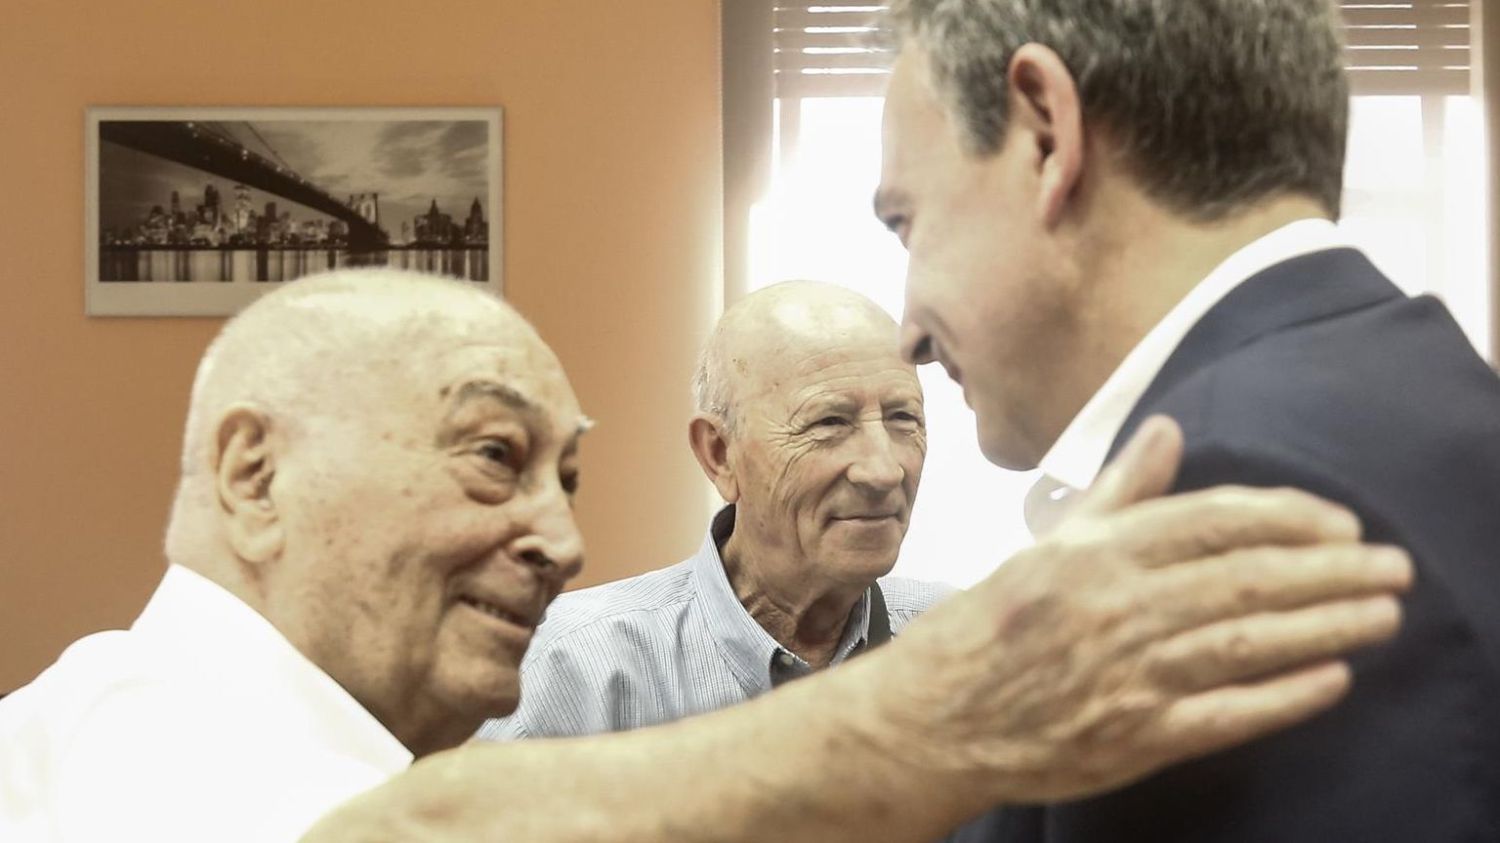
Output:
(0, 565), (412, 842)
(1026, 219), (1351, 533)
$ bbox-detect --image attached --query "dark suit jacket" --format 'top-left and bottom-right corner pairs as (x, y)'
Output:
(952, 248), (1500, 842)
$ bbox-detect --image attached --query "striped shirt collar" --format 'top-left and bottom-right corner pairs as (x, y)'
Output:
(692, 505), (874, 692)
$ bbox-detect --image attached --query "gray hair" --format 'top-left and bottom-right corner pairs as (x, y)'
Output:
(886, 0), (1350, 221)
(691, 316), (737, 434)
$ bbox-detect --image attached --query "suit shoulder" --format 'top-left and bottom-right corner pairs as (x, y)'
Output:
(1154, 295), (1500, 456)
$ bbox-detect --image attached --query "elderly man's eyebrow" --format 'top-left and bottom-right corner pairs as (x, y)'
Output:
(796, 395), (860, 421)
(447, 380), (538, 415)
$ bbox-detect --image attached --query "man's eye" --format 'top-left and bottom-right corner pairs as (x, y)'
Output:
(478, 441), (514, 466)
(815, 416), (849, 428)
(561, 471), (580, 496)
(889, 411), (924, 427)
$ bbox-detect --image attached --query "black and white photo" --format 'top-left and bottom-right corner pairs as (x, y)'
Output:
(86, 106), (502, 316)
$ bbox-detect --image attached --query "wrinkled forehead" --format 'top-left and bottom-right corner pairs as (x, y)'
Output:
(746, 294), (902, 360)
(735, 317), (918, 408)
(391, 308), (585, 428)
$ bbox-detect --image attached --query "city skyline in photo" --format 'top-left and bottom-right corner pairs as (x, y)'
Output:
(98, 119), (493, 247)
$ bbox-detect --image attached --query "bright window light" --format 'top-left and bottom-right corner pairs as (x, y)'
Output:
(750, 97), (1037, 588)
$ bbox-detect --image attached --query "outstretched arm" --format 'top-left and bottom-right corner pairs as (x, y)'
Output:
(304, 418), (1411, 843)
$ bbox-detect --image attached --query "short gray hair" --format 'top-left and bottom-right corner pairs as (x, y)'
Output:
(887, 0), (1350, 221)
(691, 317), (737, 433)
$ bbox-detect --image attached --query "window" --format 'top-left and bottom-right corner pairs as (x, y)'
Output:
(724, 1), (1489, 586)
(1341, 1), (1487, 349)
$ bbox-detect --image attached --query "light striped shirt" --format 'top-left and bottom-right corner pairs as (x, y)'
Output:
(479, 506), (956, 739)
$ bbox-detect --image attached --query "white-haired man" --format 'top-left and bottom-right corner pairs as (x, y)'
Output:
(485, 282), (953, 739)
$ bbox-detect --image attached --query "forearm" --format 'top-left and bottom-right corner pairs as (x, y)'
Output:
(303, 650), (985, 843)
(303, 425), (1416, 841)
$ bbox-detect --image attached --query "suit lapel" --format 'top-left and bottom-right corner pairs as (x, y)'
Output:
(1111, 248), (1406, 455)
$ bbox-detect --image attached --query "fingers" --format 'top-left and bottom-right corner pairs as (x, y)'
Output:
(1068, 416), (1183, 519)
(1145, 596), (1401, 692)
(1101, 485), (1363, 568)
(1146, 661), (1351, 767)
(1146, 543), (1413, 634)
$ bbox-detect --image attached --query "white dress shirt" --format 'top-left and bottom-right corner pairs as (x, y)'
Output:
(1025, 219), (1351, 533)
(0, 565), (412, 842)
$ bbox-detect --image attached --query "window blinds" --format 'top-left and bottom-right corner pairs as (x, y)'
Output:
(1343, 1), (1471, 95)
(773, 2), (893, 98)
(772, 1), (1474, 99)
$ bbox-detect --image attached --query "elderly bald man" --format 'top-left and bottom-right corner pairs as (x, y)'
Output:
(483, 281), (953, 739)
(0, 269), (1412, 843)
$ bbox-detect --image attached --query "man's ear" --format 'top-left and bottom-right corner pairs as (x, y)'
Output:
(688, 414), (739, 503)
(1007, 43), (1085, 228)
(213, 405), (285, 565)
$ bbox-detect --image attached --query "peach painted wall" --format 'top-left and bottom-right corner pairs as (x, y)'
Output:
(0, 0), (721, 691)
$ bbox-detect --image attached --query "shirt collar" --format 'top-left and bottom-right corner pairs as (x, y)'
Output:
(134, 565), (413, 771)
(1038, 218), (1349, 493)
(691, 505), (874, 693)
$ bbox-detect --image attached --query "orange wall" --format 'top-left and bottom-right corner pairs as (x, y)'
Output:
(0, 0), (721, 690)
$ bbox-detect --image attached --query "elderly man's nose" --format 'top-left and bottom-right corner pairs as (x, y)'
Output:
(847, 431), (905, 491)
(511, 493), (585, 585)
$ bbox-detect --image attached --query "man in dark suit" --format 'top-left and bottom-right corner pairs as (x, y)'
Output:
(876, 1), (1500, 840)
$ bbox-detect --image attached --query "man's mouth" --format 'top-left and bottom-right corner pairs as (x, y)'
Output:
(834, 512), (900, 522)
(941, 358), (963, 387)
(936, 356), (971, 407)
(458, 595), (535, 628)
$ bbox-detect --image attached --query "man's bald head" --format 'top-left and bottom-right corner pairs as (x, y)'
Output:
(692, 281), (905, 433)
(687, 280), (926, 614)
(176, 269), (539, 484)
(163, 267), (589, 754)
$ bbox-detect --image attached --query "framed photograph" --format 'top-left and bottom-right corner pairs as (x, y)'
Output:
(85, 106), (502, 317)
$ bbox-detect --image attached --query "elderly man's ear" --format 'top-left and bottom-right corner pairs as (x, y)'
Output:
(688, 415), (740, 504)
(213, 405), (286, 565)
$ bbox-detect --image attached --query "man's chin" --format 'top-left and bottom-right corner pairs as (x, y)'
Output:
(977, 418), (1043, 471)
(482, 680), (522, 718)
(488, 694), (521, 719)
(818, 546), (900, 581)
(441, 669), (521, 721)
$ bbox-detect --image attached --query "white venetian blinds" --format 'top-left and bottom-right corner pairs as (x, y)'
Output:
(770, 1), (1475, 99)
(773, 2), (893, 98)
(1343, 1), (1472, 95)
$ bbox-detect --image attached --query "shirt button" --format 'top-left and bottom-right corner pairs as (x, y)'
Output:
(776, 651), (797, 668)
